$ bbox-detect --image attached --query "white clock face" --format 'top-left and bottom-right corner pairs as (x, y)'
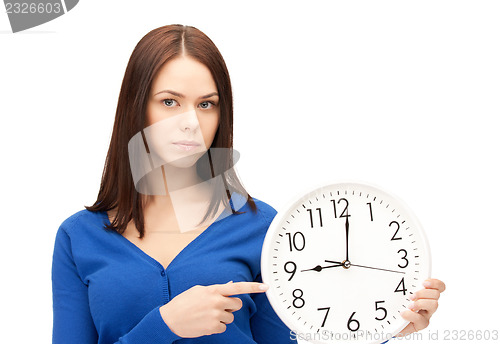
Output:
(261, 182), (431, 344)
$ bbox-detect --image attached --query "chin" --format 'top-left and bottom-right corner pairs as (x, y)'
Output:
(163, 150), (205, 169)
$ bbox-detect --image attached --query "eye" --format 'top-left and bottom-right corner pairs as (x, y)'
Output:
(162, 99), (178, 107)
(199, 101), (216, 109)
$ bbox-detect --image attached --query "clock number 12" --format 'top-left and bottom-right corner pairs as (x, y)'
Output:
(331, 198), (350, 218)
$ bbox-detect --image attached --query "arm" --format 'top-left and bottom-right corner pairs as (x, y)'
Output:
(51, 225), (181, 344)
(52, 225), (98, 343)
(113, 306), (181, 344)
(250, 274), (298, 344)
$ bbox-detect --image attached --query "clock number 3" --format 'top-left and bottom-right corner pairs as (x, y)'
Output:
(398, 249), (409, 268)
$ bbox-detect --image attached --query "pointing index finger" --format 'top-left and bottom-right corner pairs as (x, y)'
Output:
(216, 282), (269, 296)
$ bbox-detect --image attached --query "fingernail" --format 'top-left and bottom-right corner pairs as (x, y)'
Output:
(423, 280), (431, 288)
(409, 294), (416, 300)
(259, 283), (269, 291)
(227, 280), (233, 284)
(408, 301), (415, 310)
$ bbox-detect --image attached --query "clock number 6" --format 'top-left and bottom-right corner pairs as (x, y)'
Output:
(347, 312), (360, 332)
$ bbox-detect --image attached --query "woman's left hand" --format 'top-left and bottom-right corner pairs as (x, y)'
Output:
(397, 278), (446, 337)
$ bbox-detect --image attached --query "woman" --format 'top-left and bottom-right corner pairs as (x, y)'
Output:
(51, 24), (445, 343)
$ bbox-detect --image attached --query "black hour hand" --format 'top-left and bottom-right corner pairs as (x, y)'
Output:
(301, 262), (343, 272)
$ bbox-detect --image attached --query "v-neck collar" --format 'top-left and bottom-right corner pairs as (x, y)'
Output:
(100, 193), (241, 272)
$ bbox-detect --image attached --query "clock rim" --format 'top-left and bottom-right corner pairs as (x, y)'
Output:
(261, 179), (432, 344)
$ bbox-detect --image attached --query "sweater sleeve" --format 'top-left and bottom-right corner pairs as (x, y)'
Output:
(250, 273), (298, 343)
(113, 305), (182, 344)
(51, 224), (182, 344)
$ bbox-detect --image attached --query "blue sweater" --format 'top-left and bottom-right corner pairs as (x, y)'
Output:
(51, 193), (297, 343)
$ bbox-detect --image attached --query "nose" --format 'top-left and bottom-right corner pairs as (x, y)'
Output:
(178, 109), (200, 132)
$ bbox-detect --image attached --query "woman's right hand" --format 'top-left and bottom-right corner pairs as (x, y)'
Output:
(159, 281), (269, 338)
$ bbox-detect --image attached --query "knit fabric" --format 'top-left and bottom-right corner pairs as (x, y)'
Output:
(51, 193), (297, 343)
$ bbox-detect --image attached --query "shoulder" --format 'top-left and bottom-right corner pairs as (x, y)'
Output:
(56, 208), (105, 237)
(250, 196), (278, 227)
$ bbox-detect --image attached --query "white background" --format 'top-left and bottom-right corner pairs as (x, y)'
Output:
(1, 1), (498, 343)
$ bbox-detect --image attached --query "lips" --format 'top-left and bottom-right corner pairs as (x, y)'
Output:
(172, 140), (201, 151)
(173, 140), (201, 146)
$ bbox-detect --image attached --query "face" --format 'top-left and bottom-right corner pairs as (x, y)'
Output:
(143, 56), (220, 169)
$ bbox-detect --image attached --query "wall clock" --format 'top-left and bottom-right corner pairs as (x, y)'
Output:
(261, 181), (431, 344)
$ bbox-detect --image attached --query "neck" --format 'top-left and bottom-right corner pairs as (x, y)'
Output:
(140, 163), (222, 234)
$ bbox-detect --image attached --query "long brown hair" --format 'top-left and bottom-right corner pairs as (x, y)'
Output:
(85, 24), (257, 238)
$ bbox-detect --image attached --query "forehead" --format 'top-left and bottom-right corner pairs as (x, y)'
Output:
(151, 56), (217, 93)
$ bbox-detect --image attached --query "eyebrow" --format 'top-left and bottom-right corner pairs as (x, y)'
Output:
(153, 89), (219, 99)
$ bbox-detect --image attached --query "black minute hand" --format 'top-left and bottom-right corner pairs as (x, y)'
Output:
(345, 215), (349, 261)
(349, 264), (406, 274)
(324, 260), (406, 274)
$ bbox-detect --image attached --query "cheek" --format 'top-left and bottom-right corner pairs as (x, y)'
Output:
(145, 101), (165, 128)
(144, 105), (155, 128)
(199, 114), (220, 145)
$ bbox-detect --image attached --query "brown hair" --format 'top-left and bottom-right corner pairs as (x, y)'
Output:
(85, 24), (257, 238)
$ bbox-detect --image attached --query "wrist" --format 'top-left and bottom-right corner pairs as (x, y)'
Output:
(159, 304), (170, 326)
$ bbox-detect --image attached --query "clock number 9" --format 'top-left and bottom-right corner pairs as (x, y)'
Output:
(292, 289), (305, 308)
(284, 261), (297, 281)
(286, 232), (305, 251)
